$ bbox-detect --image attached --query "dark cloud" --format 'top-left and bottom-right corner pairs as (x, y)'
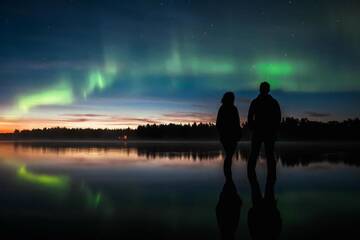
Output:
(109, 117), (160, 125)
(59, 118), (90, 123)
(61, 113), (107, 118)
(304, 111), (331, 118)
(62, 115), (160, 124)
(162, 112), (215, 123)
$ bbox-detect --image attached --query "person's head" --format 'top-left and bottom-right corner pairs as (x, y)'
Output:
(259, 82), (270, 95)
(221, 92), (235, 105)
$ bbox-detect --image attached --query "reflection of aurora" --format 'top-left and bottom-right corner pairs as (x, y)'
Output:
(16, 164), (108, 210)
(80, 182), (103, 209)
(17, 165), (69, 188)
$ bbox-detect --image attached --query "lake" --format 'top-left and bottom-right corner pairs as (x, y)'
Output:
(0, 141), (359, 239)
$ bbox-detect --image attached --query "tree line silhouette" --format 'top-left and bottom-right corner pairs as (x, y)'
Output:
(0, 117), (359, 140)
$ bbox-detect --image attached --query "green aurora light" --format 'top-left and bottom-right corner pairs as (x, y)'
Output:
(17, 165), (70, 188)
(80, 182), (104, 209)
(16, 82), (74, 113)
(8, 58), (119, 117)
(162, 46), (236, 76)
(83, 59), (119, 98)
(253, 61), (304, 90)
(255, 62), (294, 76)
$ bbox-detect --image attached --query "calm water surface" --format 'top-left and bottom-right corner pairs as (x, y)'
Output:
(0, 141), (359, 239)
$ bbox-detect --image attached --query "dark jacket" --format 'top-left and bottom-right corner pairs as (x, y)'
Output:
(247, 94), (281, 139)
(216, 104), (242, 142)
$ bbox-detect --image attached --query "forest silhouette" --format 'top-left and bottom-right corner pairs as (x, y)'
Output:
(0, 117), (359, 140)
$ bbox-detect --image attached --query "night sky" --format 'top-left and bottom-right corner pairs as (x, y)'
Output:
(0, 0), (359, 132)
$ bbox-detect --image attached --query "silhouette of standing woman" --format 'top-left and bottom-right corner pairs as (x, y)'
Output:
(216, 92), (242, 179)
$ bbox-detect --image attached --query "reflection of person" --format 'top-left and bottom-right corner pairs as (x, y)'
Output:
(216, 92), (242, 179)
(216, 160), (242, 240)
(248, 166), (282, 240)
(247, 82), (281, 195)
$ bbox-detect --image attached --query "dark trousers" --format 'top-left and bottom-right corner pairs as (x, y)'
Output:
(221, 140), (237, 179)
(247, 137), (276, 200)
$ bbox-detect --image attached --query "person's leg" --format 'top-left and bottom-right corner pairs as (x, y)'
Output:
(247, 137), (261, 180)
(248, 137), (262, 202)
(223, 141), (236, 180)
(264, 139), (276, 200)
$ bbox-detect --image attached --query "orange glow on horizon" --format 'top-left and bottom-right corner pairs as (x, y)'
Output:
(0, 107), (216, 133)
(0, 117), (216, 133)
(0, 128), (14, 134)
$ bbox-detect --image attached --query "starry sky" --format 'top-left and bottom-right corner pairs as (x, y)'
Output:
(0, 0), (359, 132)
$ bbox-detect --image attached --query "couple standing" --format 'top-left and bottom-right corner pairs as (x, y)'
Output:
(216, 81), (282, 240)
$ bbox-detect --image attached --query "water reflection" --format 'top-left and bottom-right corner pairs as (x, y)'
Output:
(216, 162), (242, 240)
(1, 155), (113, 218)
(216, 141), (282, 240)
(0, 141), (359, 239)
(248, 164), (282, 240)
(2, 141), (359, 167)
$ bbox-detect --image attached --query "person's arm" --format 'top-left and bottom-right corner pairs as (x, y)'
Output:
(235, 107), (242, 139)
(275, 100), (281, 129)
(247, 101), (255, 131)
(216, 107), (222, 131)
(235, 107), (241, 127)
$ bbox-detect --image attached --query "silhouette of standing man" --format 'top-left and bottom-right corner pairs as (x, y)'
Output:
(216, 92), (242, 179)
(247, 82), (281, 198)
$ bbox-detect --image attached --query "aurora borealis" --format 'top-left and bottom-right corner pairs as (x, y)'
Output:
(0, 0), (359, 132)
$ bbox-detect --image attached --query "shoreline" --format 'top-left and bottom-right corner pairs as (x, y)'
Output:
(1, 139), (360, 145)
